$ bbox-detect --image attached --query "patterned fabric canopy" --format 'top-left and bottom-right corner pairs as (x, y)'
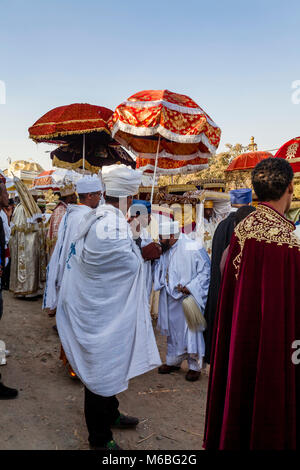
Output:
(29, 103), (113, 144)
(226, 151), (273, 172)
(32, 170), (60, 191)
(274, 137), (300, 177)
(108, 89), (221, 175)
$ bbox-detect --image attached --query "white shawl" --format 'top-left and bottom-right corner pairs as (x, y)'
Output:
(43, 204), (91, 310)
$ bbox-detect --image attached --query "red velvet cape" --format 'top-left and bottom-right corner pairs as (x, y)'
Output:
(203, 203), (300, 449)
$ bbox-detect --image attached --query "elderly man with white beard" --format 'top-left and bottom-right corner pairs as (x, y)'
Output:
(153, 220), (211, 382)
(56, 164), (161, 451)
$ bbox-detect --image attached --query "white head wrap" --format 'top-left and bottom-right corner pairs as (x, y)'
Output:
(102, 164), (142, 197)
(159, 220), (180, 236)
(76, 174), (103, 194)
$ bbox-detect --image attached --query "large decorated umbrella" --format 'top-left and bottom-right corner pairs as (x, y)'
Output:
(50, 142), (136, 173)
(274, 136), (300, 176)
(109, 89), (221, 201)
(32, 170), (60, 191)
(28, 103), (113, 169)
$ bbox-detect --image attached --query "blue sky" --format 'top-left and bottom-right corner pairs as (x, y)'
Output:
(0, 0), (299, 170)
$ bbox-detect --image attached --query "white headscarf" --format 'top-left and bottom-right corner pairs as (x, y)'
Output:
(76, 174), (104, 194)
(102, 164), (142, 197)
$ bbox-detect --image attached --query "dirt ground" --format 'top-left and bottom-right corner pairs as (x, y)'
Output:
(0, 291), (208, 450)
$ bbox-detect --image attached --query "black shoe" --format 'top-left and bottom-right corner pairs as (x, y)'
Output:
(158, 364), (181, 374)
(89, 440), (122, 450)
(185, 370), (201, 382)
(0, 381), (18, 399)
(112, 413), (139, 428)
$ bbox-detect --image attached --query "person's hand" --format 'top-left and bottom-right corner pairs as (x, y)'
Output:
(176, 284), (190, 295)
(48, 308), (56, 317)
(141, 242), (162, 260)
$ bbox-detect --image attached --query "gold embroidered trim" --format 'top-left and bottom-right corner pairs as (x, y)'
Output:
(233, 204), (300, 279)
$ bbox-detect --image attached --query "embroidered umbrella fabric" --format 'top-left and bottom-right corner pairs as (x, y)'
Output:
(108, 89), (221, 176)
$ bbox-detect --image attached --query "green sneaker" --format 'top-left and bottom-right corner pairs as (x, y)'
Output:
(89, 439), (122, 451)
(106, 440), (122, 450)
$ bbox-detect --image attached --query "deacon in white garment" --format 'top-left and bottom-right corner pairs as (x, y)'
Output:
(154, 220), (211, 382)
(128, 199), (162, 303)
(56, 164), (161, 451)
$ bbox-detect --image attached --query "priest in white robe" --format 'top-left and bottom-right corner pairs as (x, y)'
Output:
(154, 220), (210, 381)
(56, 164), (161, 451)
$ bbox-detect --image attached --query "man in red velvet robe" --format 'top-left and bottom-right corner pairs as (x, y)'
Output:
(204, 157), (300, 450)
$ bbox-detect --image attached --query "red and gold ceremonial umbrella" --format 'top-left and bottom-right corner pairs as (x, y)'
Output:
(109, 89), (221, 201)
(274, 136), (300, 176)
(225, 151), (273, 172)
(28, 103), (113, 170)
(32, 169), (60, 191)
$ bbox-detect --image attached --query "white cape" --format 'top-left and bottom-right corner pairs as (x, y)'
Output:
(43, 204), (91, 310)
(56, 204), (161, 396)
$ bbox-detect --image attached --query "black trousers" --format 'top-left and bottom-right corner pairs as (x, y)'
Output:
(84, 386), (120, 446)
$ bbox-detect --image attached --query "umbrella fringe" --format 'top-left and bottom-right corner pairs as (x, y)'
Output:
(30, 127), (111, 143)
(52, 156), (100, 174)
(138, 163), (209, 175)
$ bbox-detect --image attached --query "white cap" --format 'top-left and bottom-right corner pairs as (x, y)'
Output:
(159, 220), (180, 236)
(76, 175), (103, 194)
(102, 164), (142, 197)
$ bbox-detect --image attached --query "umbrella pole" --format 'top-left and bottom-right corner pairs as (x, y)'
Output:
(150, 135), (161, 204)
(83, 134), (86, 170)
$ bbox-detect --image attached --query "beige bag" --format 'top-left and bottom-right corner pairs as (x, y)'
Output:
(182, 295), (207, 332)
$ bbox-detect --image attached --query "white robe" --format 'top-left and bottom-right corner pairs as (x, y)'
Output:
(153, 234), (210, 367)
(56, 204), (161, 396)
(43, 204), (91, 310)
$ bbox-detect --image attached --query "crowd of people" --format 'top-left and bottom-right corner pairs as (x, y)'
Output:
(0, 156), (300, 450)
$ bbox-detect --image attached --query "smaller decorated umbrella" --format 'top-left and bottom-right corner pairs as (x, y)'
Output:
(226, 151), (273, 172)
(225, 149), (273, 191)
(32, 170), (61, 191)
(50, 142), (136, 173)
(28, 103), (113, 170)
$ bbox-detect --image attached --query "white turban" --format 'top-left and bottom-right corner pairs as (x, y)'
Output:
(76, 174), (103, 194)
(159, 220), (180, 236)
(102, 164), (142, 197)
